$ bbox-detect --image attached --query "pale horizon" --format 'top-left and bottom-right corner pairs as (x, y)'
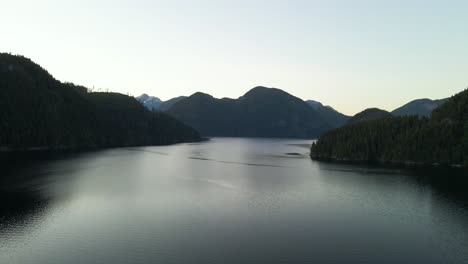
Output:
(3, 0), (468, 115)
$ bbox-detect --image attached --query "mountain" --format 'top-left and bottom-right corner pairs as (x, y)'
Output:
(305, 100), (323, 109)
(136, 95), (187, 111)
(306, 100), (350, 128)
(311, 89), (468, 167)
(136, 94), (162, 111)
(142, 90), (352, 136)
(392, 98), (448, 117)
(160, 96), (187, 111)
(138, 94), (349, 129)
(0, 53), (200, 151)
(347, 108), (393, 125)
(167, 86), (331, 138)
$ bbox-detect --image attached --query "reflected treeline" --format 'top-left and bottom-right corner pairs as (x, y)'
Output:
(0, 153), (56, 235)
(1, 150), (82, 170)
(0, 190), (51, 234)
(410, 167), (468, 204)
(316, 161), (468, 206)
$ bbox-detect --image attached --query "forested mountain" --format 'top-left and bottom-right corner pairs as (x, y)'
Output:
(347, 108), (393, 125)
(306, 100), (350, 128)
(138, 94), (348, 129)
(391, 98), (448, 117)
(167, 87), (331, 138)
(0, 53), (200, 151)
(311, 89), (468, 167)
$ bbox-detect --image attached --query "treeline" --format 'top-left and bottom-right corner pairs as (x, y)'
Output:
(311, 89), (468, 167)
(0, 53), (200, 151)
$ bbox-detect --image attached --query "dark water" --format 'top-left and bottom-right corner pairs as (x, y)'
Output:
(1, 138), (468, 264)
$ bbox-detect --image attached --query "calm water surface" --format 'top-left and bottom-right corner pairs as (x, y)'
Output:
(1, 138), (468, 264)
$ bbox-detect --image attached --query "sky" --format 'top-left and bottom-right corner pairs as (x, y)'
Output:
(2, 0), (468, 115)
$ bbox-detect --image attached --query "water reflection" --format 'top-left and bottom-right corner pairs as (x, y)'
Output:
(0, 191), (51, 238)
(0, 138), (467, 264)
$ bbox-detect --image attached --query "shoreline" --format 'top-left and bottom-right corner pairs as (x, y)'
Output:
(310, 155), (466, 169)
(0, 137), (208, 154)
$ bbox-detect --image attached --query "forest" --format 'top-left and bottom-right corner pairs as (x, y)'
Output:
(0, 53), (200, 151)
(311, 88), (468, 167)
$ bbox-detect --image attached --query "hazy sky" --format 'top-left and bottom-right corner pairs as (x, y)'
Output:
(2, 0), (467, 115)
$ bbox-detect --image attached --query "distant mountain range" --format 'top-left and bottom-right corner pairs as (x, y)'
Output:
(165, 87), (332, 138)
(137, 89), (450, 138)
(343, 99), (449, 125)
(137, 90), (350, 138)
(1, 52), (457, 151)
(391, 98), (448, 117)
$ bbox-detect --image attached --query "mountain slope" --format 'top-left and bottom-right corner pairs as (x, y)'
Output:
(306, 100), (350, 128)
(136, 94), (187, 111)
(136, 94), (162, 111)
(160, 96), (187, 111)
(347, 108), (393, 125)
(311, 89), (468, 167)
(167, 86), (331, 138)
(138, 94), (349, 129)
(0, 53), (200, 151)
(392, 98), (448, 117)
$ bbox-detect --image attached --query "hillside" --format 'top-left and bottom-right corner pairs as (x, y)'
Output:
(311, 89), (468, 167)
(0, 53), (200, 151)
(347, 108), (393, 125)
(136, 95), (187, 111)
(136, 94), (162, 111)
(167, 87), (331, 138)
(138, 94), (348, 129)
(392, 98), (448, 117)
(160, 96), (187, 111)
(306, 100), (350, 128)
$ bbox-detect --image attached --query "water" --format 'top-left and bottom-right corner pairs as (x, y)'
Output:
(1, 138), (467, 264)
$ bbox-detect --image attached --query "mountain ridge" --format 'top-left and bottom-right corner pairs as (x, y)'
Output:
(138, 90), (350, 131)
(391, 98), (448, 117)
(347, 108), (393, 125)
(166, 86), (331, 138)
(136, 94), (162, 111)
(306, 100), (350, 128)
